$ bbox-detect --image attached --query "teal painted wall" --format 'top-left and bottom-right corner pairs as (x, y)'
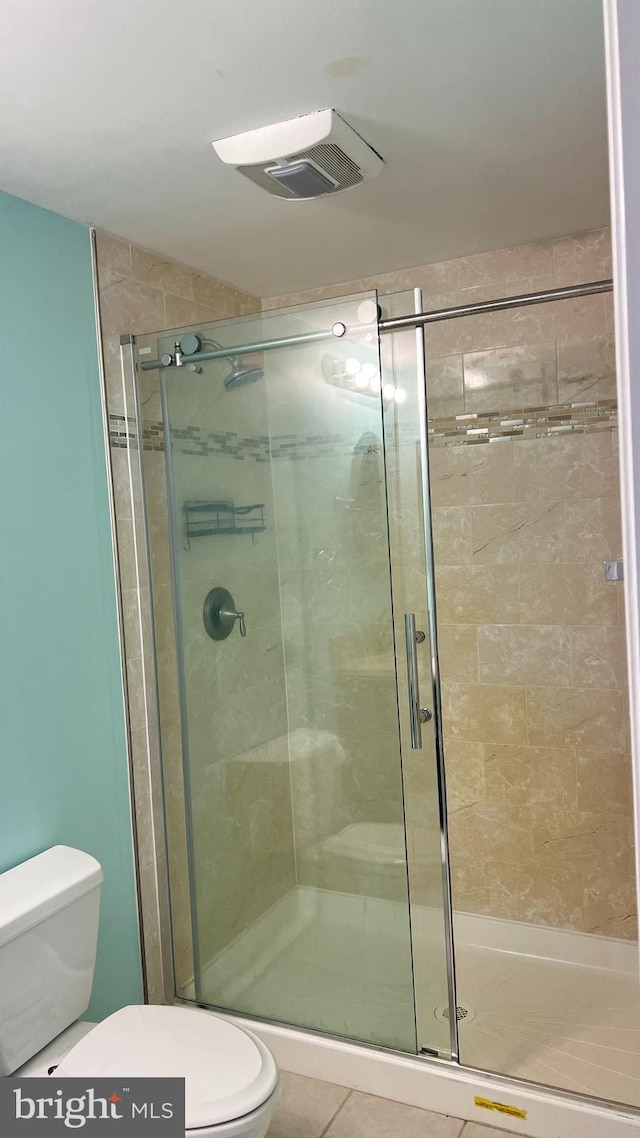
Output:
(0, 190), (142, 1019)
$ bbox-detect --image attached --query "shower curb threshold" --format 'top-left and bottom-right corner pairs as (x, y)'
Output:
(225, 1011), (640, 1138)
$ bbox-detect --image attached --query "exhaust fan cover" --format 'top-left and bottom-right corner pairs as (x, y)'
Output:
(212, 109), (383, 200)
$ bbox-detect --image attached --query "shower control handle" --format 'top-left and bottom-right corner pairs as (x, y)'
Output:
(404, 613), (432, 749)
(203, 587), (247, 640)
(221, 605), (246, 637)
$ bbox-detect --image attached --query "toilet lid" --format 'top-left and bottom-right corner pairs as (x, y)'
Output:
(55, 1006), (278, 1130)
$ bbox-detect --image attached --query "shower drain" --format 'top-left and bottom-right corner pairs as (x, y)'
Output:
(434, 1002), (476, 1025)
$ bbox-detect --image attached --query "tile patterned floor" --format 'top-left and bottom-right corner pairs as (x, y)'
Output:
(267, 1072), (517, 1138)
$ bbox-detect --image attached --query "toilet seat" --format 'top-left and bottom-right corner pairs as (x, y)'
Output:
(55, 1005), (279, 1131)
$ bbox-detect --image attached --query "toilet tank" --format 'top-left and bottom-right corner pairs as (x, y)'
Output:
(0, 846), (103, 1074)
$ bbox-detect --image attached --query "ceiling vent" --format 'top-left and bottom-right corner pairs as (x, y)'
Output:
(212, 110), (383, 200)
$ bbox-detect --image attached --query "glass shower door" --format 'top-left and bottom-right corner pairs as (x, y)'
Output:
(141, 290), (454, 1055)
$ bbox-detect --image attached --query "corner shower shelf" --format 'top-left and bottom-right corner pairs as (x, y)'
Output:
(184, 500), (266, 547)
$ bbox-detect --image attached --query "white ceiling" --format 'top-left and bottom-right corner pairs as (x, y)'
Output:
(0, 0), (609, 297)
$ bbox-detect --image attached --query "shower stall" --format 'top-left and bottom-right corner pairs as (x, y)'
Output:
(125, 275), (639, 1114)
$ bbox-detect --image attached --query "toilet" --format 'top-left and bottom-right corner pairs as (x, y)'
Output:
(0, 846), (280, 1137)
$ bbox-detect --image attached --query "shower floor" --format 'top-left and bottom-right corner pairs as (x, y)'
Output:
(195, 886), (640, 1109)
(454, 939), (640, 1106)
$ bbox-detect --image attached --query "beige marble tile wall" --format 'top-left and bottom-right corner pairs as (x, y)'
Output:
(95, 231), (264, 995)
(263, 228), (613, 318)
(264, 228), (637, 940)
(431, 423), (632, 938)
(423, 234), (632, 939)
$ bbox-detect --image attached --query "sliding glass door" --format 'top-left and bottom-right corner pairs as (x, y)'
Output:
(137, 290), (455, 1056)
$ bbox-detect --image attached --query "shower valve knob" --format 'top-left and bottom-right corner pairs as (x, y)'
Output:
(203, 587), (247, 640)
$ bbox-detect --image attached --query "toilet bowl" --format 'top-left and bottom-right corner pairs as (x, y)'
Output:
(0, 846), (280, 1138)
(55, 1005), (280, 1138)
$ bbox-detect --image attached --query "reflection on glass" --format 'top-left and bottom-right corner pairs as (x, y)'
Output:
(155, 295), (421, 1051)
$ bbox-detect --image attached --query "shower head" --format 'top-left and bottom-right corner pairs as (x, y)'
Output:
(223, 359), (265, 390)
(178, 333), (264, 390)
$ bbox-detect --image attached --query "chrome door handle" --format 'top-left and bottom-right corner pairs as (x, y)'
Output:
(404, 613), (432, 749)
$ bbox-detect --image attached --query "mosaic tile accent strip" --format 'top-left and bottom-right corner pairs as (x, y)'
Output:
(270, 432), (344, 461)
(109, 414), (159, 451)
(108, 414), (344, 461)
(428, 398), (617, 447)
(109, 400), (618, 462)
